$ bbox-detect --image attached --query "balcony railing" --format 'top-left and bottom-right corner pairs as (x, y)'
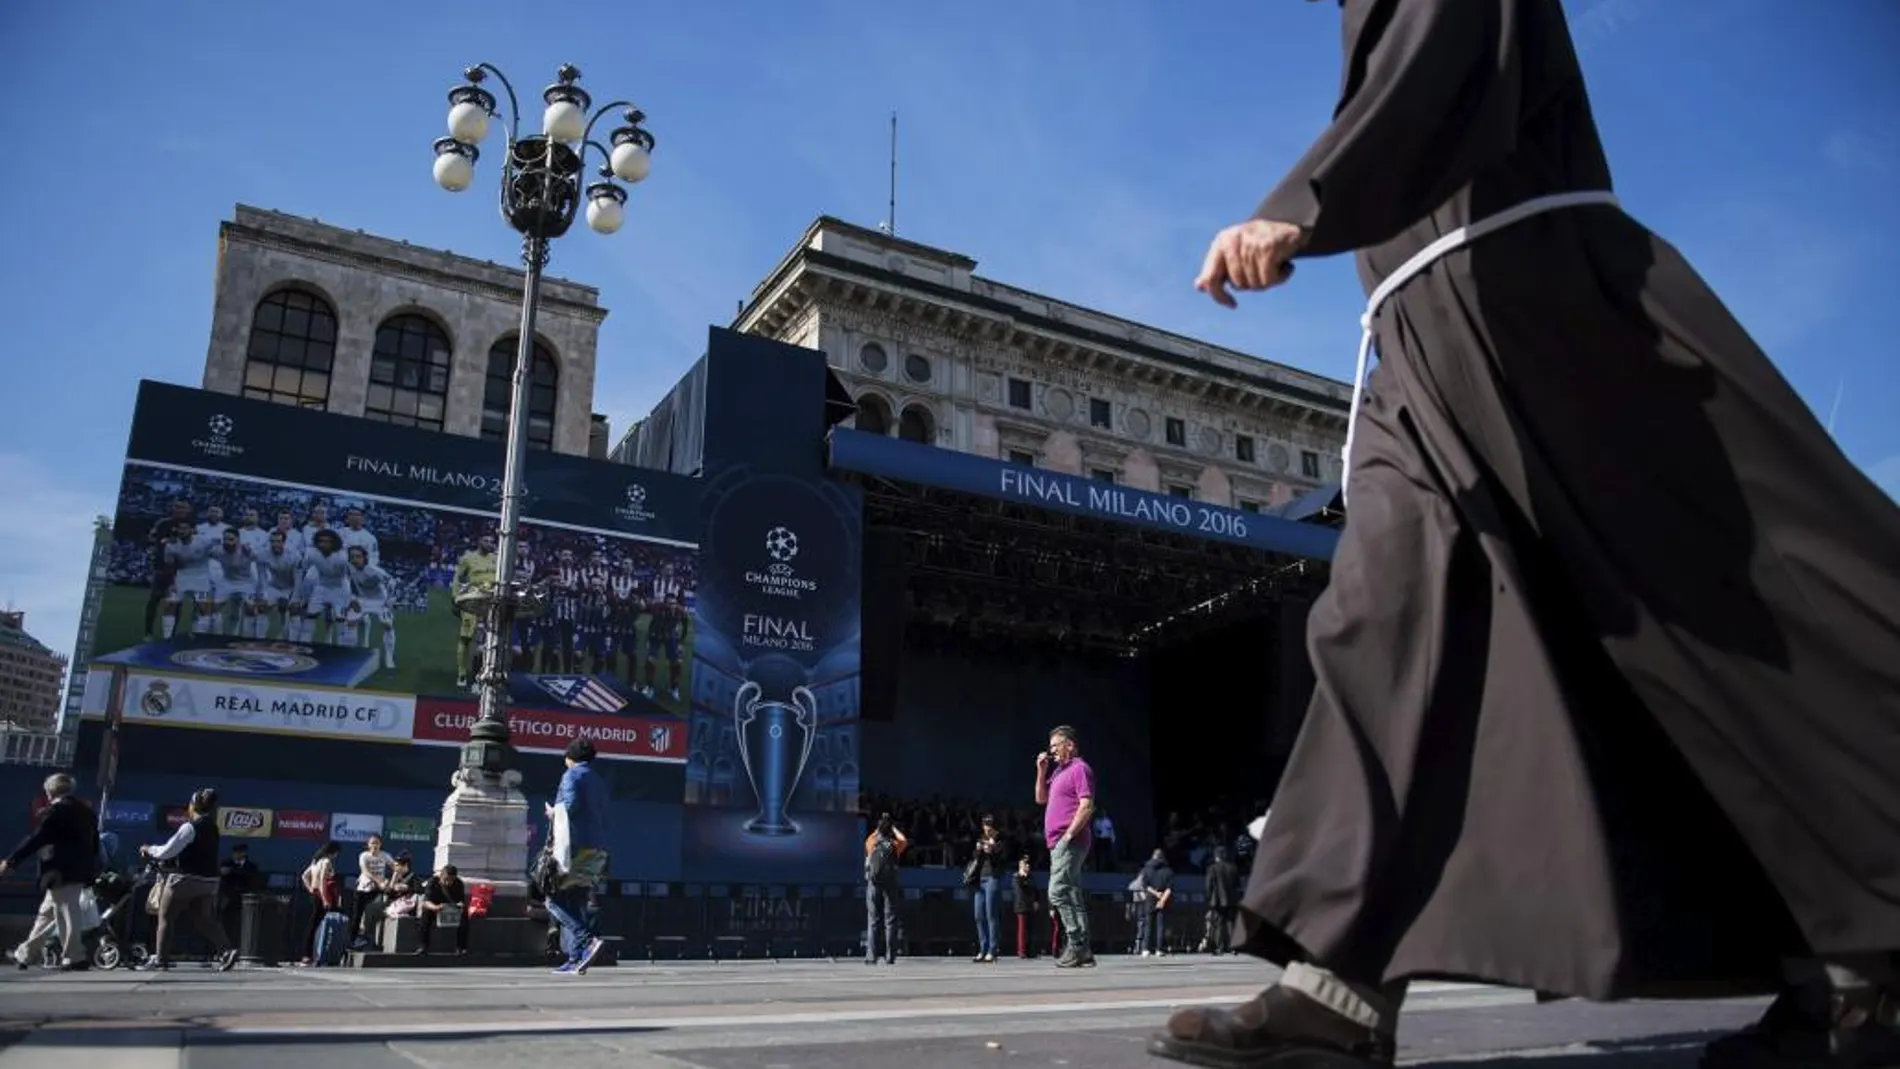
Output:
(0, 728), (73, 768)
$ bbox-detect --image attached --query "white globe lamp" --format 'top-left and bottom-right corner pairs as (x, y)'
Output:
(610, 141), (651, 184)
(432, 141), (476, 192)
(543, 99), (584, 143)
(447, 100), (490, 143)
(586, 185), (626, 234)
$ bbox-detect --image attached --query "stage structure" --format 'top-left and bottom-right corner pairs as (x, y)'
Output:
(612, 217), (1358, 851)
(66, 302), (1345, 887)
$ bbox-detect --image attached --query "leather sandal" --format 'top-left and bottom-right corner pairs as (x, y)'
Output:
(1148, 984), (1395, 1068)
(1700, 985), (1900, 1069)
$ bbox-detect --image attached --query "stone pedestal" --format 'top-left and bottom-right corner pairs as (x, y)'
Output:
(433, 768), (531, 902)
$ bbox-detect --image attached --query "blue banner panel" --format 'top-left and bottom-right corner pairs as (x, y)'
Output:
(700, 329), (834, 481)
(125, 380), (700, 544)
(681, 334), (865, 883)
(826, 428), (1339, 561)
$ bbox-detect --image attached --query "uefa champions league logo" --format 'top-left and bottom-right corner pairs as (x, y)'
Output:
(747, 526), (817, 600)
(764, 526), (799, 563)
(613, 482), (655, 524)
(191, 413), (245, 459)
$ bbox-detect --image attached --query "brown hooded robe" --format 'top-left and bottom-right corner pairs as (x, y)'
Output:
(1237, 0), (1900, 1001)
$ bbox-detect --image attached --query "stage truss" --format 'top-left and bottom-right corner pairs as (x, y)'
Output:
(852, 475), (1335, 655)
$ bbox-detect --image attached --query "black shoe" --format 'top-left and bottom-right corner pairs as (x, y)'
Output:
(1701, 985), (1900, 1069)
(214, 949), (239, 973)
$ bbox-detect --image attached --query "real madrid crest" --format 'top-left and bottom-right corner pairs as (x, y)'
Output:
(140, 680), (174, 716)
(171, 640), (319, 675)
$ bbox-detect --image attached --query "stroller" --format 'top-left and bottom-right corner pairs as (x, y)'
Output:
(44, 862), (158, 970)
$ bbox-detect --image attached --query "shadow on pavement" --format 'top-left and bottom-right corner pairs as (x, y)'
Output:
(1409, 1031), (1720, 1068)
(0, 1023), (668, 1047)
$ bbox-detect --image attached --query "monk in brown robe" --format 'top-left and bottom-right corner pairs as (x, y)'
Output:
(1147, 1), (1900, 1067)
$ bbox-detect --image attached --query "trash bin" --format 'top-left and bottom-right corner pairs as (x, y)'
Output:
(239, 893), (291, 965)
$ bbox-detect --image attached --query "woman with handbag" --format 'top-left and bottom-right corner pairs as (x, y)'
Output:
(298, 841), (343, 966)
(967, 815), (1007, 963)
(136, 788), (238, 973)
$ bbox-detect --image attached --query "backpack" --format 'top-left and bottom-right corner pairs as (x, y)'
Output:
(864, 835), (899, 887)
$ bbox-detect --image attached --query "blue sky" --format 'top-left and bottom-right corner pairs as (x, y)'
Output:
(0, 0), (1895, 668)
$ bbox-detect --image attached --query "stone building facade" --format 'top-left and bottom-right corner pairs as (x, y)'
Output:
(201, 205), (608, 457)
(735, 217), (1351, 510)
(0, 612), (65, 734)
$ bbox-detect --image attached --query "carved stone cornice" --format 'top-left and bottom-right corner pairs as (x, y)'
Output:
(993, 417), (1048, 452)
(221, 223), (608, 324)
(1155, 457), (1204, 486)
(822, 299), (982, 359)
(1077, 437), (1129, 465)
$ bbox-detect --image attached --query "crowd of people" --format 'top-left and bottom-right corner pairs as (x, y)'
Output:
(857, 793), (1117, 873)
(856, 791), (1266, 878)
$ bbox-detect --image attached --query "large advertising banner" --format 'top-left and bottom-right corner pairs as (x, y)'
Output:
(680, 334), (865, 883)
(80, 381), (700, 791)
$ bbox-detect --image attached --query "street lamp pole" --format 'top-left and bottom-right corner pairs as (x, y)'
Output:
(428, 63), (652, 889)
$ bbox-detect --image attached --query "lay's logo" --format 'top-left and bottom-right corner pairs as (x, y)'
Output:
(219, 807), (273, 838)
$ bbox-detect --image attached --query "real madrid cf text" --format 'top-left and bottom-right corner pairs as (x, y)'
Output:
(213, 694), (387, 723)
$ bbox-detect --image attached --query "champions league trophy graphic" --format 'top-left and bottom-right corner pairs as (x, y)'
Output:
(732, 680), (818, 836)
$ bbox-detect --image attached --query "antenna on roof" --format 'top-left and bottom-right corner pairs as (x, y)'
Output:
(879, 111), (897, 237)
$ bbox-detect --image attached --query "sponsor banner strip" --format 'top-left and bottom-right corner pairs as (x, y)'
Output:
(102, 673), (418, 743)
(412, 698), (687, 763)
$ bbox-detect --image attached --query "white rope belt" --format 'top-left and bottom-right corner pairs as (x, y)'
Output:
(1339, 190), (1622, 505)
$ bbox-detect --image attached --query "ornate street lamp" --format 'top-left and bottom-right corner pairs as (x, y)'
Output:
(428, 64), (653, 878)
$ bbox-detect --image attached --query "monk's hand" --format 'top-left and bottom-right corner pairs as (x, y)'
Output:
(1195, 219), (1306, 307)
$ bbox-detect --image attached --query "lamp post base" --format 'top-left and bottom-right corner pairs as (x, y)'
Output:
(433, 765), (531, 903)
(433, 717), (531, 903)
(434, 588), (544, 900)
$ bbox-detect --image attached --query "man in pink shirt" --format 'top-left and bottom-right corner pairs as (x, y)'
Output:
(1035, 725), (1096, 968)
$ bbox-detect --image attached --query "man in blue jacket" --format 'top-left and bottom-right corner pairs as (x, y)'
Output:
(546, 738), (610, 974)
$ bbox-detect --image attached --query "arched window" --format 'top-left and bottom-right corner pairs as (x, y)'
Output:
(898, 404), (935, 445)
(481, 336), (559, 451)
(855, 394), (893, 436)
(366, 314), (452, 431)
(242, 288), (337, 409)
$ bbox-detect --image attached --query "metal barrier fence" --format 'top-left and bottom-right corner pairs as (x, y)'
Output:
(586, 880), (1216, 960)
(2, 879), (1227, 963)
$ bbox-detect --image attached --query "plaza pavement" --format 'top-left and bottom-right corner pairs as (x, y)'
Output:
(0, 956), (1766, 1068)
